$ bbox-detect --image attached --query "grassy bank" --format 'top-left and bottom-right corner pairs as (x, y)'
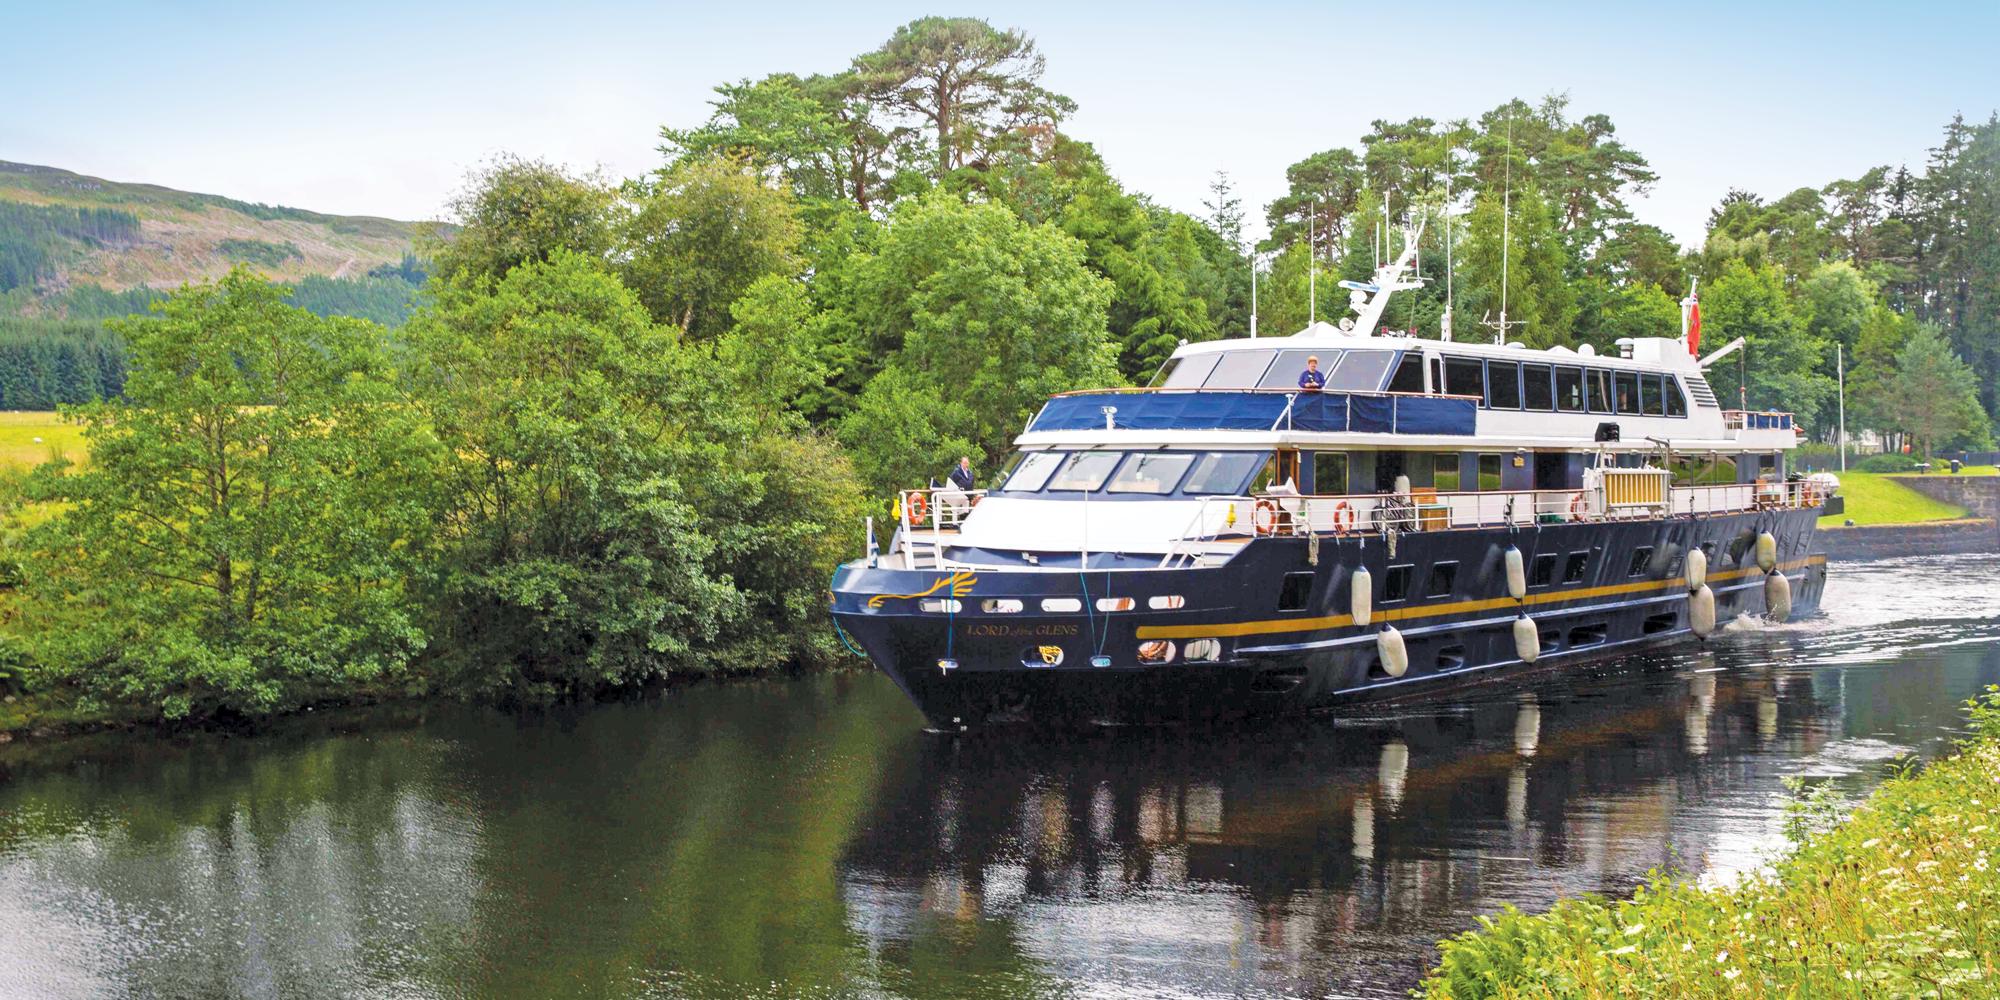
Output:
(1419, 688), (2000, 998)
(1819, 470), (1972, 526)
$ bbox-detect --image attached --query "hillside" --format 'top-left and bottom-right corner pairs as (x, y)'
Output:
(0, 160), (427, 298)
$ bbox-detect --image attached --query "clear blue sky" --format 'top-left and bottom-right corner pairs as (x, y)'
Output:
(4, 1), (1995, 246)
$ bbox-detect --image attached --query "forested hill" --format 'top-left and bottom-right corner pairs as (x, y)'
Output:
(0, 160), (422, 296)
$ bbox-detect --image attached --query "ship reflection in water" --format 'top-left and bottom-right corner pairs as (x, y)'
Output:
(3, 556), (2000, 999)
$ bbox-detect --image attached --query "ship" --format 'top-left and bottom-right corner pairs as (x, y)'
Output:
(830, 230), (1838, 730)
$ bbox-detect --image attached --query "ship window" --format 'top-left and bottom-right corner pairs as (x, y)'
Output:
(1160, 352), (1220, 388)
(1555, 366), (1585, 412)
(1530, 553), (1558, 588)
(1258, 349), (1335, 389)
(1325, 350), (1395, 390)
(1586, 369), (1612, 412)
(1003, 451), (1063, 492)
(1664, 378), (1688, 417)
(1641, 374), (1666, 416)
(1478, 453), (1503, 490)
(1562, 551), (1590, 583)
(1383, 565), (1413, 602)
(1426, 561), (1458, 597)
(1627, 546), (1655, 577)
(1613, 371), (1640, 414)
(1182, 451), (1265, 495)
(1047, 451), (1122, 491)
(1278, 572), (1314, 612)
(1313, 452), (1349, 495)
(1445, 357), (1486, 400)
(1107, 452), (1194, 494)
(1486, 361), (1522, 408)
(1204, 350), (1278, 388)
(1523, 363), (1555, 411)
(1433, 453), (1462, 492)
(1386, 353), (1426, 394)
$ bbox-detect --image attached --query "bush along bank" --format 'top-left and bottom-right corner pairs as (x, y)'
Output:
(1419, 687), (2000, 999)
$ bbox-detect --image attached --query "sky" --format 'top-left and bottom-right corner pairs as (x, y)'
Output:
(5, 0), (1996, 247)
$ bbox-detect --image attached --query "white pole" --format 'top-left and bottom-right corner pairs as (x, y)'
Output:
(1837, 344), (1847, 472)
(1250, 254), (1258, 338)
(1309, 202), (1317, 326)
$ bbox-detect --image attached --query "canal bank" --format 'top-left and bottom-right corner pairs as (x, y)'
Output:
(1421, 687), (2000, 999)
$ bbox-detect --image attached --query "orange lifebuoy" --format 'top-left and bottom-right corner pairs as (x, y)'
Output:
(1253, 498), (1279, 535)
(1569, 492), (1589, 517)
(907, 492), (929, 523)
(1332, 500), (1356, 532)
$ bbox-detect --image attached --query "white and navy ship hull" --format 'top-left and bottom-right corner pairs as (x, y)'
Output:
(831, 506), (1827, 730)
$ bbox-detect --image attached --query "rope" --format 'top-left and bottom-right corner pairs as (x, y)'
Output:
(828, 568), (870, 659)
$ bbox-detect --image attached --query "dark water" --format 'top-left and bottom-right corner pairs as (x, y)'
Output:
(5, 556), (2000, 999)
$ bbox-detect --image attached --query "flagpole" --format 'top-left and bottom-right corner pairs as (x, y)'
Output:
(1837, 344), (1847, 472)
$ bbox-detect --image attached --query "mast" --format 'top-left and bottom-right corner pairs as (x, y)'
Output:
(1308, 201), (1317, 326)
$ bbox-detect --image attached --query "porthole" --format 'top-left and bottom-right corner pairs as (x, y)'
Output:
(1042, 598), (1083, 613)
(1148, 594), (1186, 610)
(1096, 596), (1135, 612)
(1184, 639), (1222, 662)
(981, 599), (1024, 613)
(1137, 640), (1176, 664)
(919, 599), (963, 613)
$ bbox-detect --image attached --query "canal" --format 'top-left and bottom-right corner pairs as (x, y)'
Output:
(4, 554), (1998, 999)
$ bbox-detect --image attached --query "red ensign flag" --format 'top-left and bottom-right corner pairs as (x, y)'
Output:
(1687, 299), (1702, 356)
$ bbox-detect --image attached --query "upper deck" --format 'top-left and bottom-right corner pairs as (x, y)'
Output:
(1020, 331), (1798, 454)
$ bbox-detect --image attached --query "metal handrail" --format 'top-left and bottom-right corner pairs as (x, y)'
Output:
(1046, 386), (1487, 402)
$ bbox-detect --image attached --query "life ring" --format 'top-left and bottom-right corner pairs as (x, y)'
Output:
(1332, 500), (1356, 532)
(1252, 499), (1279, 535)
(1569, 492), (1589, 518)
(906, 492), (929, 524)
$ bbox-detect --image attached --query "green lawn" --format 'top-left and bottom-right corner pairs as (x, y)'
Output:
(0, 411), (82, 470)
(1819, 470), (1969, 526)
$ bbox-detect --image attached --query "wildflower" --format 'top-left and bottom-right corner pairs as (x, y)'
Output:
(1724, 968), (1742, 981)
(1862, 838), (1882, 849)
(1624, 923), (1645, 936)
(1715, 950), (1729, 964)
(1682, 942), (1695, 953)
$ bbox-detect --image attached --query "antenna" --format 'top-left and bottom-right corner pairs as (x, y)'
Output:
(1308, 200), (1317, 326)
(1482, 116), (1524, 346)
(1443, 148), (1454, 342)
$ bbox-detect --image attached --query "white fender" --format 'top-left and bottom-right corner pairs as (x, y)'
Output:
(1350, 566), (1373, 627)
(1504, 546), (1526, 601)
(1685, 546), (1707, 592)
(1690, 584), (1716, 638)
(1513, 615), (1540, 664)
(1377, 625), (1407, 678)
(1755, 532), (1777, 573)
(1765, 570), (1792, 622)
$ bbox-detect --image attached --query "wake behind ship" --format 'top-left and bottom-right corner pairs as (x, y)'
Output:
(831, 234), (1837, 730)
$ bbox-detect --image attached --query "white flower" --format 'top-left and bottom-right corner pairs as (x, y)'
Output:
(1624, 923), (1645, 936)
(1724, 968), (1742, 981)
(1682, 942), (1695, 953)
(1716, 950), (1730, 964)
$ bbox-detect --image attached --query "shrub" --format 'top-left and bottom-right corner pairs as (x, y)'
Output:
(1856, 452), (1922, 473)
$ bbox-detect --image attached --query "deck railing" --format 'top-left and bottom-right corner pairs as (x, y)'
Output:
(1724, 409), (1797, 431)
(1155, 478), (1833, 566)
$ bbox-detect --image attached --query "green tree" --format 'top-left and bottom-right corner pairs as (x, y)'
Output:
(661, 71), (893, 212)
(1263, 148), (1364, 255)
(620, 155), (805, 339)
(853, 17), (1074, 178)
(838, 192), (1114, 489)
(423, 155), (616, 284)
(14, 270), (437, 720)
(1703, 260), (1834, 426)
(1874, 322), (1991, 455)
(1457, 180), (1577, 347)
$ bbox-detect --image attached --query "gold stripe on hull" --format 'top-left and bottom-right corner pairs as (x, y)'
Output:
(1134, 554), (1826, 641)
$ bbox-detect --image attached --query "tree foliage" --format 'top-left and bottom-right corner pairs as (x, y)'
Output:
(15, 271), (437, 719)
(423, 155), (616, 284)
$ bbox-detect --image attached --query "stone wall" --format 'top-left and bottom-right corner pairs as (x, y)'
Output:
(1818, 518), (2000, 561)
(1889, 474), (2000, 518)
